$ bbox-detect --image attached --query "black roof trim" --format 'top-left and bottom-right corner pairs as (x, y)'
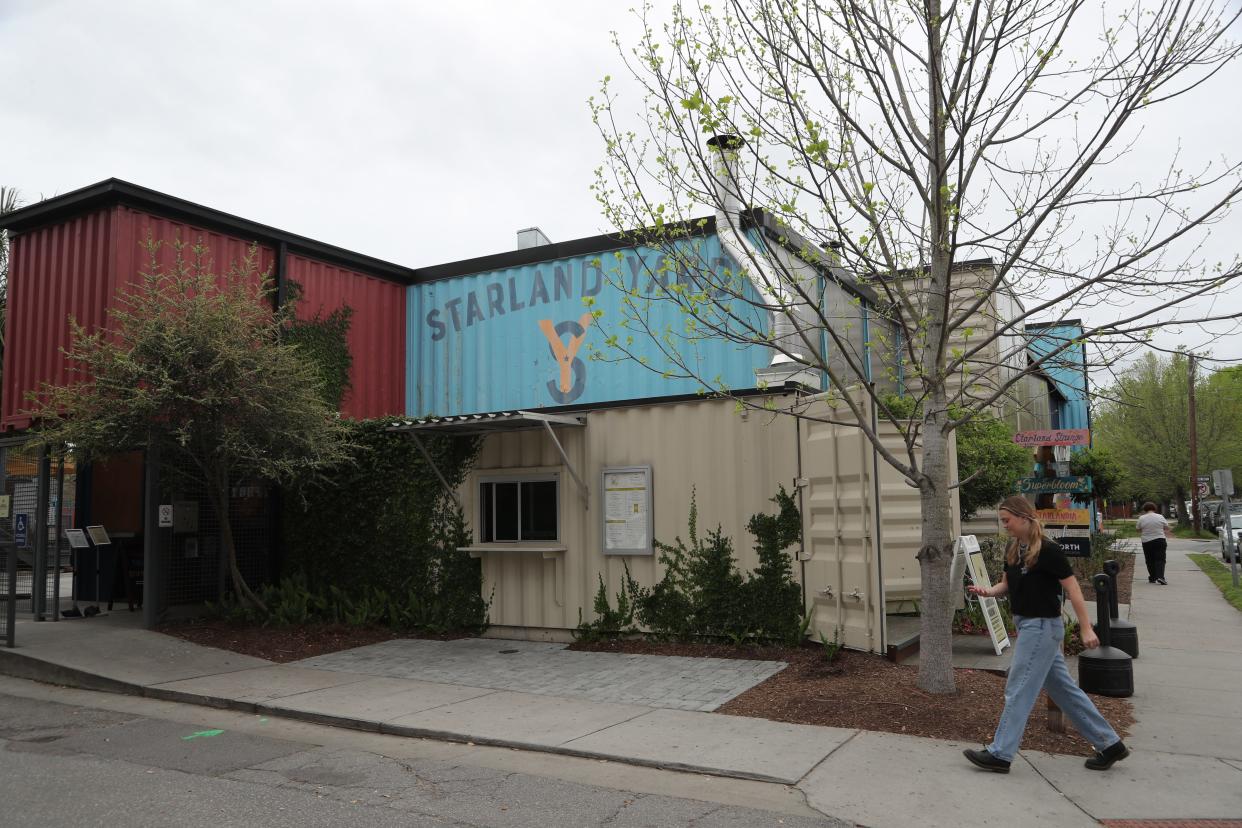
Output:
(411, 216), (719, 282)
(1025, 318), (1084, 330)
(0, 178), (418, 284)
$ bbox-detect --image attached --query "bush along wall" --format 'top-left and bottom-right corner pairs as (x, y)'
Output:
(275, 420), (488, 632)
(575, 488), (809, 646)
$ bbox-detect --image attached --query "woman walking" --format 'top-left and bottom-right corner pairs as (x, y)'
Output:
(1136, 501), (1172, 584)
(963, 496), (1129, 774)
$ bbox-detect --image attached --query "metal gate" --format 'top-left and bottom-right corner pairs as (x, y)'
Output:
(0, 440), (76, 646)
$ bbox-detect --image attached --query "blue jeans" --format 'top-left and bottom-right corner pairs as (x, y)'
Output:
(987, 616), (1120, 762)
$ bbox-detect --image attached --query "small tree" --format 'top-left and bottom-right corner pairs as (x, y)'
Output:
(592, 0), (1242, 692)
(29, 240), (353, 611)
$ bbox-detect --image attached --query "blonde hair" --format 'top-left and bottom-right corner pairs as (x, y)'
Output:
(999, 495), (1044, 569)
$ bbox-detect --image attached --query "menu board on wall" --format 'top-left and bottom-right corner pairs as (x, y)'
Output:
(602, 466), (652, 555)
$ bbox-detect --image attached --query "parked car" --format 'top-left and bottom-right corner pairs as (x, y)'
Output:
(1218, 504), (1242, 563)
(1202, 500), (1223, 530)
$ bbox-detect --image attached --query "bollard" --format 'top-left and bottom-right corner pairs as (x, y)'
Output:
(1078, 573), (1134, 697)
(1093, 560), (1138, 658)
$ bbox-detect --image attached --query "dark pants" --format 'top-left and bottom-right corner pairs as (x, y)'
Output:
(1141, 538), (1167, 581)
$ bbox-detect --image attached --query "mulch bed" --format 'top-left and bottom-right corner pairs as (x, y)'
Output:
(571, 638), (1134, 757)
(157, 618), (450, 663)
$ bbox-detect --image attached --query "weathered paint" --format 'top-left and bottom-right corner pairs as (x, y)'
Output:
(287, 254), (406, 419)
(406, 234), (772, 416)
(1026, 322), (1090, 432)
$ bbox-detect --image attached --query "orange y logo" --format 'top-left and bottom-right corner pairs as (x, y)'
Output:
(538, 313), (594, 403)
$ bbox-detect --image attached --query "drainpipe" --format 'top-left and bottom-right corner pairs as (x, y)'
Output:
(706, 135), (808, 381)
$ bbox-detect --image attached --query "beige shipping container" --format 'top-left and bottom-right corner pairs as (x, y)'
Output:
(445, 391), (958, 654)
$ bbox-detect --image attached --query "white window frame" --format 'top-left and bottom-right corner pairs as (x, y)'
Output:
(476, 471), (560, 545)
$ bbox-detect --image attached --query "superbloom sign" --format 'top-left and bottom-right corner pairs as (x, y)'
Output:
(1012, 429), (1090, 447)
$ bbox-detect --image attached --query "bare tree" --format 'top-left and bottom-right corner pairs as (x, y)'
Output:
(591, 0), (1242, 692)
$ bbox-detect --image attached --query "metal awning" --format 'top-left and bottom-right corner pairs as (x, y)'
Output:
(387, 411), (589, 507)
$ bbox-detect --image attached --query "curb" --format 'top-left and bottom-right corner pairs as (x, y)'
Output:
(0, 649), (798, 785)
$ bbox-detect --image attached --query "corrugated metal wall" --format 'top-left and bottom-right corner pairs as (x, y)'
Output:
(5, 204), (406, 427)
(466, 394), (800, 636)
(4, 208), (115, 430)
(111, 206), (275, 291)
(406, 235), (772, 416)
(286, 254), (406, 419)
(464, 392), (958, 653)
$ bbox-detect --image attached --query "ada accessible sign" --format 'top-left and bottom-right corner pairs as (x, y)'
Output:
(1012, 429), (1090, 447)
(1016, 476), (1092, 495)
(965, 552), (1012, 656)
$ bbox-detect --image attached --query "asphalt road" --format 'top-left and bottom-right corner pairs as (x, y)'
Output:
(0, 676), (842, 827)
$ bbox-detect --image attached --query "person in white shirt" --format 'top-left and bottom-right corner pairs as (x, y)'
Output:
(1136, 501), (1172, 584)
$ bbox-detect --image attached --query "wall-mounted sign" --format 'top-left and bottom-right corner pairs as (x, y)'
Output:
(1035, 508), (1091, 526)
(158, 504), (174, 528)
(1016, 476), (1092, 495)
(1012, 429), (1090, 447)
(14, 513), (29, 547)
(0, 494), (9, 519)
(965, 551), (1011, 656)
(602, 466), (652, 555)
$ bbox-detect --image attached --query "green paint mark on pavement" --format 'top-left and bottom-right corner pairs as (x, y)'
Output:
(182, 729), (225, 741)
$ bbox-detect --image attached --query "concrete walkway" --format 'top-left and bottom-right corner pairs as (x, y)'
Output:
(2, 538), (1240, 827)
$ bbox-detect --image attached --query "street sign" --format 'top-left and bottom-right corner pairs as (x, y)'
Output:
(1052, 534), (1092, 558)
(1013, 429), (1090, 447)
(1212, 469), (1235, 497)
(1016, 476), (1092, 495)
(1195, 476), (1211, 498)
(14, 513), (28, 547)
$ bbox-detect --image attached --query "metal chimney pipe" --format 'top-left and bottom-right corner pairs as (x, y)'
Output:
(706, 134), (800, 367)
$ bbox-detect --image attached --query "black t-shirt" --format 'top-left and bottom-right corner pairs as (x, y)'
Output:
(1004, 537), (1073, 618)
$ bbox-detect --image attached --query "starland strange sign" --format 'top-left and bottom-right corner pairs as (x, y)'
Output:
(1012, 429), (1090, 447)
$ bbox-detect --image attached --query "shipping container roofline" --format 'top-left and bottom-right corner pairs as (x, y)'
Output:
(397, 383), (821, 426)
(0, 178), (418, 284)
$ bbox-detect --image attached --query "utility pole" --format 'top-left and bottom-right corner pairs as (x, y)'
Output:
(1188, 354), (1200, 533)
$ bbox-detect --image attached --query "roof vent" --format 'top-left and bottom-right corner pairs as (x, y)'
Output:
(517, 227), (552, 250)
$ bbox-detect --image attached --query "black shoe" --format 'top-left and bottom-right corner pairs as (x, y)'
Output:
(1148, 578), (1156, 583)
(1085, 741), (1129, 770)
(1156, 578), (1168, 585)
(963, 748), (1011, 774)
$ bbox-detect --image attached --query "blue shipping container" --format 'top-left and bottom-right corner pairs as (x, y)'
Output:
(406, 234), (774, 416)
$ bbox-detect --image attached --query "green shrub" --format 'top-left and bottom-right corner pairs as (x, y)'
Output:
(621, 488), (806, 645)
(574, 566), (641, 642)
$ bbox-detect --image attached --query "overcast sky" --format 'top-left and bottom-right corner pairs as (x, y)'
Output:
(3, 0), (1240, 374)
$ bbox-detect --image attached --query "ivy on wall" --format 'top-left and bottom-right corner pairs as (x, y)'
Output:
(280, 421), (487, 631)
(282, 280), (354, 410)
(273, 290), (488, 631)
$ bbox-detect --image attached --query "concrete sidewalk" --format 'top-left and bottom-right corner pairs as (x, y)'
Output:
(2, 539), (1240, 827)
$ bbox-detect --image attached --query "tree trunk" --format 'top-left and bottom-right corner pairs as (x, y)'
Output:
(917, 410), (958, 693)
(915, 0), (957, 695)
(211, 478), (268, 614)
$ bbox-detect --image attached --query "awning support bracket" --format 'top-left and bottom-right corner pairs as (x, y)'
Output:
(541, 420), (589, 508)
(409, 432), (462, 508)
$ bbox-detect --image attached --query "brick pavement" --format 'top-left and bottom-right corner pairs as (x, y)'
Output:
(296, 638), (785, 711)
